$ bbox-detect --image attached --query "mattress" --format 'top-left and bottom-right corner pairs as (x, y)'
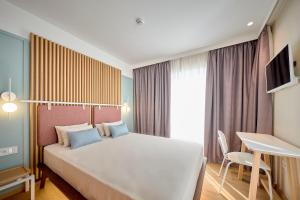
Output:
(44, 133), (203, 200)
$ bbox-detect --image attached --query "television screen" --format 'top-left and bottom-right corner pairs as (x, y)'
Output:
(266, 45), (291, 92)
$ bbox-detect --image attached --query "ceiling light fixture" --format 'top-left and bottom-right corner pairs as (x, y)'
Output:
(136, 18), (144, 25)
(247, 21), (254, 27)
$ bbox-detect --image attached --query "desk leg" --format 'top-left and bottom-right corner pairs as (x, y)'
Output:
(30, 175), (35, 200)
(238, 143), (246, 180)
(248, 151), (261, 200)
(263, 154), (271, 169)
(287, 157), (299, 200)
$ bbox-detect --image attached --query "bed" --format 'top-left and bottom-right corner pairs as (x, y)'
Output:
(38, 105), (207, 200)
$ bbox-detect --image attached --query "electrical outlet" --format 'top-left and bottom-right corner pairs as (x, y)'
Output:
(0, 146), (18, 157)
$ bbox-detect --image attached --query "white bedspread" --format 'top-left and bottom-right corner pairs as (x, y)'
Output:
(44, 133), (203, 200)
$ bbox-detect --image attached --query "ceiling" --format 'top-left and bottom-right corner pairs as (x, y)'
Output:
(7, 0), (277, 66)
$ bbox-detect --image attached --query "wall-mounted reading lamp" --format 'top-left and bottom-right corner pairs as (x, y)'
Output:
(122, 97), (130, 113)
(1, 78), (17, 113)
(122, 102), (130, 113)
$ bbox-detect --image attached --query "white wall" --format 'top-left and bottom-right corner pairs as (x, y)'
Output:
(131, 33), (258, 69)
(0, 0), (132, 77)
(272, 0), (300, 198)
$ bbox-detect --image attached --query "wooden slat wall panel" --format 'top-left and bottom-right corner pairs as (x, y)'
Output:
(30, 33), (121, 103)
(29, 33), (121, 176)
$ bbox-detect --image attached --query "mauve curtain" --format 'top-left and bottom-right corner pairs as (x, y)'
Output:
(133, 61), (171, 137)
(204, 41), (257, 162)
(246, 27), (273, 134)
(204, 27), (273, 162)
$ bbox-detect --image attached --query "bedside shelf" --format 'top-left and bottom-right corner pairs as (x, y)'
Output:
(0, 166), (35, 199)
(0, 166), (30, 186)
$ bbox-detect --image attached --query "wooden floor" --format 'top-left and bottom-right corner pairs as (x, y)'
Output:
(202, 163), (272, 200)
(3, 163), (277, 200)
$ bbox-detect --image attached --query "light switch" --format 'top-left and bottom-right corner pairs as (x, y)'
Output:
(0, 146), (18, 157)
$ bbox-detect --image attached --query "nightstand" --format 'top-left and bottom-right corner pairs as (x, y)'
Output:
(0, 167), (35, 200)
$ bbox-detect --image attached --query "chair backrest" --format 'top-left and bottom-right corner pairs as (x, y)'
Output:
(217, 130), (229, 156)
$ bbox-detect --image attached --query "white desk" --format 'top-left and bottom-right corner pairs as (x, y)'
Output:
(236, 132), (300, 200)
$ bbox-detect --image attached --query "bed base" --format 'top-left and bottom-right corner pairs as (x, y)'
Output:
(40, 158), (207, 200)
(194, 157), (207, 200)
(40, 164), (86, 200)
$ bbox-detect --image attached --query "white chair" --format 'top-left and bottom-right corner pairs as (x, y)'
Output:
(217, 130), (273, 200)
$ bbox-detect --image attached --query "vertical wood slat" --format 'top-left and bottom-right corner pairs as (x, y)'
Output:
(29, 33), (35, 174)
(35, 35), (39, 100)
(65, 48), (68, 102)
(48, 41), (52, 100)
(44, 39), (48, 100)
(90, 59), (93, 103)
(82, 56), (86, 102)
(103, 65), (106, 103)
(77, 55), (82, 102)
(51, 42), (55, 101)
(67, 49), (70, 102)
(96, 61), (98, 102)
(71, 52), (74, 102)
(39, 37), (44, 101)
(104, 65), (108, 103)
(108, 65), (111, 103)
(87, 57), (89, 103)
(100, 63), (103, 102)
(73, 52), (77, 102)
(86, 57), (89, 103)
(61, 47), (64, 102)
(56, 45), (60, 100)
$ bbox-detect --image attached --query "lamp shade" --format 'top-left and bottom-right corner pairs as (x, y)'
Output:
(2, 102), (17, 113)
(122, 103), (130, 113)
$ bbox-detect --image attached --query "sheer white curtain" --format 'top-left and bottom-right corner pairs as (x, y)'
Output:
(170, 53), (207, 144)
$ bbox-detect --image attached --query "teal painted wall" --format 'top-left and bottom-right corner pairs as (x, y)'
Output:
(121, 76), (134, 132)
(0, 30), (29, 170)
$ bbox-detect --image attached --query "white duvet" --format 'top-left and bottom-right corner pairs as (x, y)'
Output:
(44, 133), (203, 200)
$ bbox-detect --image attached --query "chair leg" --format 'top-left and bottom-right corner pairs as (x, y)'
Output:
(218, 157), (226, 176)
(219, 161), (232, 193)
(264, 169), (273, 200)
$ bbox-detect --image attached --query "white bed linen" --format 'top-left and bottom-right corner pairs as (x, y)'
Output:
(44, 133), (203, 200)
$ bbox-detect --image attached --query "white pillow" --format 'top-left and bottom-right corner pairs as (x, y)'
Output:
(55, 123), (88, 144)
(102, 121), (123, 137)
(95, 124), (105, 136)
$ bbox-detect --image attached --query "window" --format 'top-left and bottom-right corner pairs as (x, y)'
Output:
(170, 53), (207, 144)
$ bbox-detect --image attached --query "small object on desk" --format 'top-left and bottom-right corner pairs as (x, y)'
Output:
(0, 166), (35, 200)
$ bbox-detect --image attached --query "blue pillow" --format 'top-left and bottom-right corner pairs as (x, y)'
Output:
(68, 128), (101, 149)
(109, 123), (129, 138)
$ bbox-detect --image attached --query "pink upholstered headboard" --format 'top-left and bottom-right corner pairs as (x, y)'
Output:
(92, 107), (121, 125)
(37, 105), (91, 146)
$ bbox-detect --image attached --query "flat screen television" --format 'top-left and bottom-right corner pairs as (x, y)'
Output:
(265, 44), (297, 93)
